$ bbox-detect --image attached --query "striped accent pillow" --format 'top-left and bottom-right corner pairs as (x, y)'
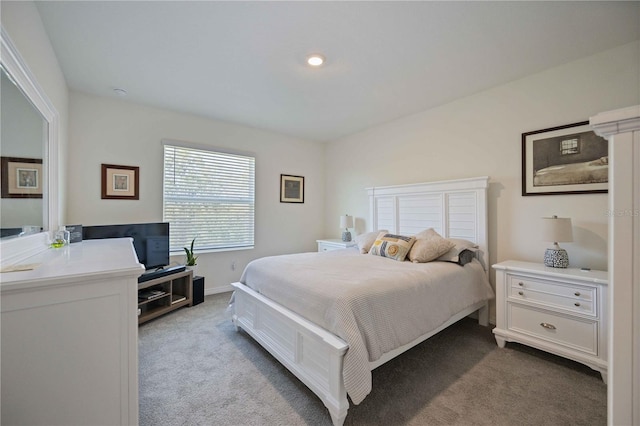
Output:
(355, 230), (389, 254)
(369, 232), (416, 261)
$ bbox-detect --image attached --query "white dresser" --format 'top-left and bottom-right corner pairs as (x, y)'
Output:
(492, 260), (608, 382)
(1, 238), (144, 425)
(316, 238), (357, 252)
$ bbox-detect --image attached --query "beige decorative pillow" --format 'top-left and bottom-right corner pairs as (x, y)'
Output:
(408, 229), (455, 263)
(355, 230), (388, 254)
(369, 232), (416, 261)
(413, 228), (436, 240)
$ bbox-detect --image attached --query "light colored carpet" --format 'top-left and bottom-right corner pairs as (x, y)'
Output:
(139, 292), (606, 426)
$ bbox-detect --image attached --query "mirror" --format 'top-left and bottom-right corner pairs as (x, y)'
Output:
(1, 67), (47, 238)
(0, 27), (59, 265)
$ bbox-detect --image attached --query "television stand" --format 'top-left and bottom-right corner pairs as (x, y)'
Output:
(138, 269), (193, 324)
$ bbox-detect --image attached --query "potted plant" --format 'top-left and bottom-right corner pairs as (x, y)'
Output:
(184, 238), (198, 275)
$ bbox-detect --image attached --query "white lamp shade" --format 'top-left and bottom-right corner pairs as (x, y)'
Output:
(541, 216), (573, 243)
(340, 215), (353, 229)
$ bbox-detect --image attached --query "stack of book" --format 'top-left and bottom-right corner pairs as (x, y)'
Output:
(138, 289), (166, 301)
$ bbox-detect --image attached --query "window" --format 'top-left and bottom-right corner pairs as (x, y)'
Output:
(163, 142), (255, 253)
(560, 138), (579, 155)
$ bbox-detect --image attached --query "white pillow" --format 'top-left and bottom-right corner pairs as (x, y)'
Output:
(408, 229), (455, 263)
(355, 230), (388, 254)
(436, 238), (479, 262)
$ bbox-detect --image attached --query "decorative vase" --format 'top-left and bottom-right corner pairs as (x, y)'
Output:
(186, 265), (198, 276)
(544, 247), (569, 268)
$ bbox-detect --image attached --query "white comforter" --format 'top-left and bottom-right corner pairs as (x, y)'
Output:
(239, 249), (494, 404)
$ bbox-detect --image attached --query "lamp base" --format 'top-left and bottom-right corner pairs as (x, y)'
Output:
(544, 248), (569, 268)
(342, 231), (352, 242)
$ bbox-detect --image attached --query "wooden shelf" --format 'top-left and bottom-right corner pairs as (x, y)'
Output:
(138, 269), (193, 324)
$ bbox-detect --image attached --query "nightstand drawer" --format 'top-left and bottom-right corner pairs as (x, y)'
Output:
(508, 274), (596, 315)
(508, 303), (598, 355)
(316, 239), (356, 253)
(318, 242), (337, 252)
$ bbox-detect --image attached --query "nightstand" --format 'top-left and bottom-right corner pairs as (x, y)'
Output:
(492, 260), (608, 382)
(316, 239), (357, 252)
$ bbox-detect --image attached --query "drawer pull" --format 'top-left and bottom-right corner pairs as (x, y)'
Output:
(574, 302), (581, 307)
(575, 292), (581, 296)
(518, 282), (524, 287)
(518, 291), (524, 296)
(540, 322), (556, 330)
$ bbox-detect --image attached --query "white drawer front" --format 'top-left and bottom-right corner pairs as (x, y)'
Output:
(508, 287), (595, 316)
(508, 274), (596, 316)
(317, 243), (337, 252)
(507, 303), (598, 356)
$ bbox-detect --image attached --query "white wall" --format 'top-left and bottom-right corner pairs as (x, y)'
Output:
(1, 0), (69, 226)
(67, 91), (325, 293)
(325, 40), (640, 315)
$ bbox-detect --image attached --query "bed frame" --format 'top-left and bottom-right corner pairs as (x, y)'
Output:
(231, 176), (490, 426)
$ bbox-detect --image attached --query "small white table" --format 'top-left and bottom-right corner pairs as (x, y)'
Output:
(492, 260), (608, 382)
(316, 239), (357, 252)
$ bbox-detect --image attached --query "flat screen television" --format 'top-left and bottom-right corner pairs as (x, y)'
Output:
(83, 222), (170, 270)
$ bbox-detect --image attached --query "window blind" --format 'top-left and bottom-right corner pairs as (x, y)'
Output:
(163, 144), (255, 253)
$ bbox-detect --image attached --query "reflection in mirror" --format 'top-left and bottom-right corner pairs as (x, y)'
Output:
(0, 27), (58, 267)
(0, 67), (47, 238)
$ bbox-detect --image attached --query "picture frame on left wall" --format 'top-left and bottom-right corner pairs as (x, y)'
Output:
(101, 163), (139, 200)
(1, 156), (43, 198)
(280, 174), (304, 203)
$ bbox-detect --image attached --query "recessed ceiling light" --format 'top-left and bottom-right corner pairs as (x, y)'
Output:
(306, 54), (325, 67)
(113, 87), (128, 96)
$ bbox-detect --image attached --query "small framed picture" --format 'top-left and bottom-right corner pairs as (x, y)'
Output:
(101, 164), (139, 200)
(1, 156), (43, 198)
(280, 174), (304, 203)
(522, 121), (608, 196)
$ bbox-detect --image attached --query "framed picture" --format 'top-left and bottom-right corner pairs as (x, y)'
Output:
(1, 156), (43, 198)
(101, 163), (139, 200)
(522, 121), (608, 196)
(280, 174), (304, 203)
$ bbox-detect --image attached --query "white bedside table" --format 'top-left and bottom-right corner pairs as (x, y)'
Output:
(492, 260), (608, 382)
(316, 239), (357, 252)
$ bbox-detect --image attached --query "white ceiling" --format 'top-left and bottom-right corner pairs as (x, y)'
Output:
(35, 1), (640, 142)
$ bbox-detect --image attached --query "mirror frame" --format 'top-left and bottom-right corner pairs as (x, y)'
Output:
(0, 27), (60, 267)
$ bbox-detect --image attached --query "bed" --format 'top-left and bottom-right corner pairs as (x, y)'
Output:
(230, 176), (492, 425)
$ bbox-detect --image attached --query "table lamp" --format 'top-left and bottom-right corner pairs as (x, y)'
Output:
(340, 215), (353, 242)
(541, 215), (573, 268)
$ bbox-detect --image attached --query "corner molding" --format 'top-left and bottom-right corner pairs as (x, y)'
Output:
(590, 105), (640, 137)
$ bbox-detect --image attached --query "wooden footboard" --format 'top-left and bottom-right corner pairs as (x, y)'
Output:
(231, 282), (350, 426)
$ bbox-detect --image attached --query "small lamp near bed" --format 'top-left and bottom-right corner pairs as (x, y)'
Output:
(340, 214), (354, 242)
(541, 215), (573, 268)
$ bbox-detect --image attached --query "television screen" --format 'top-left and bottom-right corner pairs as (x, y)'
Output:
(83, 222), (170, 270)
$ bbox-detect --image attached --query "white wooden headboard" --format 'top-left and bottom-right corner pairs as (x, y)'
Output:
(367, 176), (489, 269)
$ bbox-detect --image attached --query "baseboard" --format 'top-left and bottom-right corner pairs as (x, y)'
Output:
(204, 284), (234, 296)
